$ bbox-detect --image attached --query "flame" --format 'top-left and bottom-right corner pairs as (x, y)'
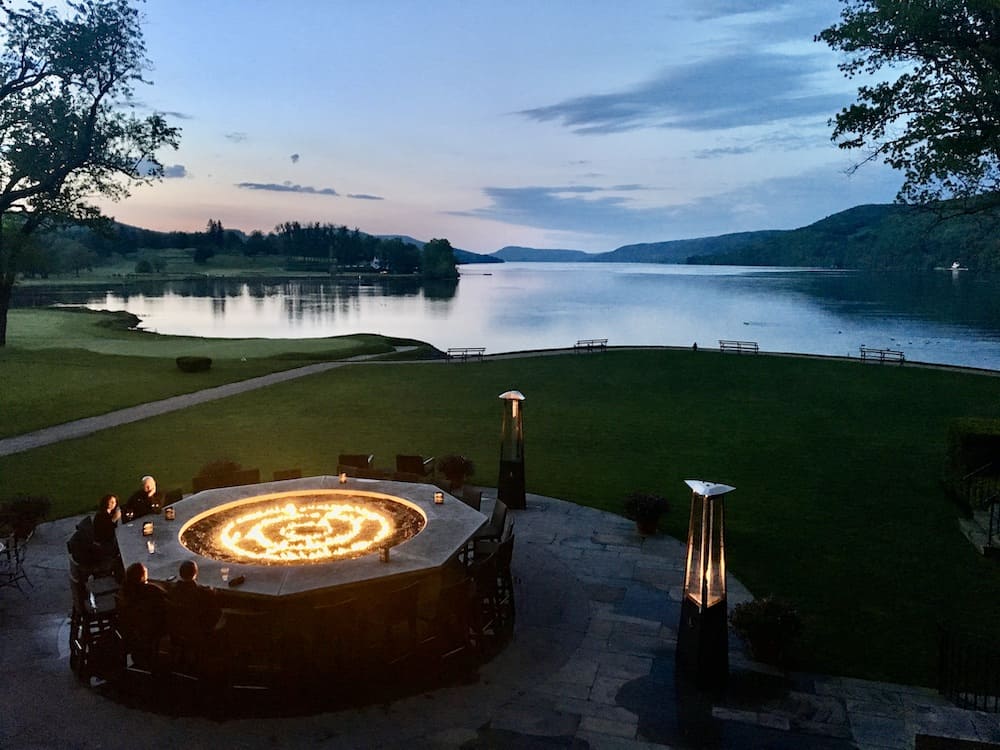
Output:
(217, 500), (395, 562)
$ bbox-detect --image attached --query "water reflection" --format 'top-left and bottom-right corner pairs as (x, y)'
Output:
(11, 264), (1000, 370)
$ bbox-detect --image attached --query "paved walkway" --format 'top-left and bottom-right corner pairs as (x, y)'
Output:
(3, 491), (999, 749)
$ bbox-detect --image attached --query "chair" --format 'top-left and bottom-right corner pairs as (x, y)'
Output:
(164, 487), (184, 504)
(337, 453), (378, 478)
(68, 569), (122, 683)
(272, 468), (302, 481)
(471, 499), (507, 546)
(394, 455), (435, 481)
(460, 487), (482, 512)
(0, 535), (30, 594)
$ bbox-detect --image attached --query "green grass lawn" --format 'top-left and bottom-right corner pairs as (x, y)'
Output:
(1, 339), (998, 687)
(0, 308), (431, 436)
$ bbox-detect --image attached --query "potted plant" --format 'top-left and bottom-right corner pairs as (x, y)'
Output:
(0, 494), (51, 540)
(437, 454), (475, 491)
(729, 595), (803, 666)
(623, 491), (669, 536)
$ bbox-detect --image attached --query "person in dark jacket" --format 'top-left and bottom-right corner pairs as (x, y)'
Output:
(124, 475), (162, 520)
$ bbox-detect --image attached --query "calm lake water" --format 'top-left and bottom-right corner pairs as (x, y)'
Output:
(16, 263), (1000, 370)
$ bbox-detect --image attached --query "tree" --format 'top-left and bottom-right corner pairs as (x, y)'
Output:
(0, 0), (180, 345)
(421, 238), (459, 279)
(817, 1), (1000, 208)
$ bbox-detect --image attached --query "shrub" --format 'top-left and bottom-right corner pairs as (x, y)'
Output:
(623, 490), (669, 534)
(176, 356), (212, 373)
(729, 595), (803, 666)
(197, 459), (242, 479)
(0, 494), (52, 539)
(437, 454), (475, 484)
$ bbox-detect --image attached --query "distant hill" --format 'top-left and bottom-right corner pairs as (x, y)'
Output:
(686, 203), (1000, 271)
(491, 246), (594, 262)
(600, 231), (785, 264)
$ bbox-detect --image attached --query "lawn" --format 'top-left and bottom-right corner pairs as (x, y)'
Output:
(0, 308), (432, 436)
(1, 341), (998, 687)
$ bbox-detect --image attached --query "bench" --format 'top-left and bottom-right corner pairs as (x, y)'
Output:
(719, 340), (759, 354)
(860, 346), (905, 365)
(574, 338), (608, 352)
(447, 347), (485, 362)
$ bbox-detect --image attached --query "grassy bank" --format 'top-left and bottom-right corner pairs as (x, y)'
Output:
(0, 308), (435, 436)
(1, 335), (998, 687)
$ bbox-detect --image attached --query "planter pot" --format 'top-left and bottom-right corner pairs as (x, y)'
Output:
(636, 519), (659, 536)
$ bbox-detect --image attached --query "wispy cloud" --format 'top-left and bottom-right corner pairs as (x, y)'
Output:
(290, 153), (300, 163)
(450, 163), (900, 245)
(236, 181), (338, 196)
(224, 132), (248, 143)
(347, 193), (384, 201)
(518, 51), (844, 135)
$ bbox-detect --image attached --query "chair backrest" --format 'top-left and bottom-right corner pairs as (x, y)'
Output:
(338, 454), (373, 470)
(396, 455), (432, 475)
(164, 488), (184, 504)
(461, 487), (483, 511)
(488, 499), (508, 535)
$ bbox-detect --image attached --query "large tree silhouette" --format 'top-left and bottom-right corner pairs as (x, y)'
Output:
(818, 0), (1000, 209)
(0, 0), (180, 345)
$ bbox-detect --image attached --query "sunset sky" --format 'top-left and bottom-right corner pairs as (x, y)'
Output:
(102, 0), (902, 253)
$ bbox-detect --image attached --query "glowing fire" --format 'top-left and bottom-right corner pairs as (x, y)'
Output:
(217, 500), (395, 563)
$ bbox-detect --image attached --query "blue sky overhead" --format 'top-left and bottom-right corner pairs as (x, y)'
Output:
(103, 0), (902, 253)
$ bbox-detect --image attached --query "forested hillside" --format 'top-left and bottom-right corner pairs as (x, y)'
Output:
(686, 204), (1000, 271)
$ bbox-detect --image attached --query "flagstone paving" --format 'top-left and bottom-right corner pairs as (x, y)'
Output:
(3, 490), (999, 749)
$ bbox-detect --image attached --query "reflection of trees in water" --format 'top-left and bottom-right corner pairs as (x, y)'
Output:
(765, 271), (1000, 331)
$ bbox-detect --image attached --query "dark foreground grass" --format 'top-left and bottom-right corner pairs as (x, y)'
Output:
(1, 349), (998, 686)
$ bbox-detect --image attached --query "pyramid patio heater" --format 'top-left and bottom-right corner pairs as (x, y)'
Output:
(497, 390), (526, 510)
(676, 479), (735, 689)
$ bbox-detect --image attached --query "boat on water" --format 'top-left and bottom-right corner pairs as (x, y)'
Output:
(935, 261), (969, 271)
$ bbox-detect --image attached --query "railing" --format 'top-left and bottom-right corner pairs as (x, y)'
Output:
(938, 622), (1000, 713)
(956, 461), (1000, 511)
(989, 495), (1000, 550)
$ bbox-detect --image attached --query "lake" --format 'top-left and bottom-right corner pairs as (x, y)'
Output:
(15, 263), (1000, 370)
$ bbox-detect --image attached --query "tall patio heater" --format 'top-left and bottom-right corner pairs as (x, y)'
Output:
(497, 390), (526, 510)
(676, 479), (735, 689)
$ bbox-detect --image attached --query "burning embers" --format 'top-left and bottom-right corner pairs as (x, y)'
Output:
(180, 491), (425, 565)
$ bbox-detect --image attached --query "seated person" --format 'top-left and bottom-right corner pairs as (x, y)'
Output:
(117, 562), (167, 668)
(168, 559), (223, 635)
(91, 493), (124, 581)
(123, 475), (163, 520)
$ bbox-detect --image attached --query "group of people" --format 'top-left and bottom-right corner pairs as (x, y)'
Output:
(117, 558), (225, 668)
(90, 475), (165, 560)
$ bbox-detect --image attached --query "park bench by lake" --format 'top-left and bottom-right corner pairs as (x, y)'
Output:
(447, 347), (485, 362)
(860, 346), (905, 364)
(574, 338), (607, 352)
(719, 339), (759, 354)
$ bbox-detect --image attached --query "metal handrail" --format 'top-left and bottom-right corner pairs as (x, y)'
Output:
(988, 495), (1000, 548)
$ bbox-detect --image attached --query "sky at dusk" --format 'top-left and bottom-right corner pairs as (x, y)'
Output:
(102, 0), (904, 253)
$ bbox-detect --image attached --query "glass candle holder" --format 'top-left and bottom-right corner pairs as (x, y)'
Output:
(142, 521), (154, 537)
(433, 491), (444, 504)
(379, 546), (390, 563)
(339, 472), (348, 484)
(164, 506), (176, 521)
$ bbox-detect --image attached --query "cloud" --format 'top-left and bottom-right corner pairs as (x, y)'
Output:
(449, 163), (900, 245)
(224, 132), (248, 143)
(236, 181), (338, 196)
(290, 153), (300, 164)
(347, 193), (384, 201)
(518, 51), (845, 135)
(162, 164), (187, 178)
(134, 158), (186, 178)
(449, 185), (675, 236)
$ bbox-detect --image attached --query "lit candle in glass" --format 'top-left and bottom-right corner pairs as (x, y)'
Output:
(339, 472), (348, 484)
(434, 491), (444, 504)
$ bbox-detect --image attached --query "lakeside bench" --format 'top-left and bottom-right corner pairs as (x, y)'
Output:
(574, 338), (608, 352)
(447, 347), (485, 362)
(860, 346), (905, 365)
(719, 340), (759, 354)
